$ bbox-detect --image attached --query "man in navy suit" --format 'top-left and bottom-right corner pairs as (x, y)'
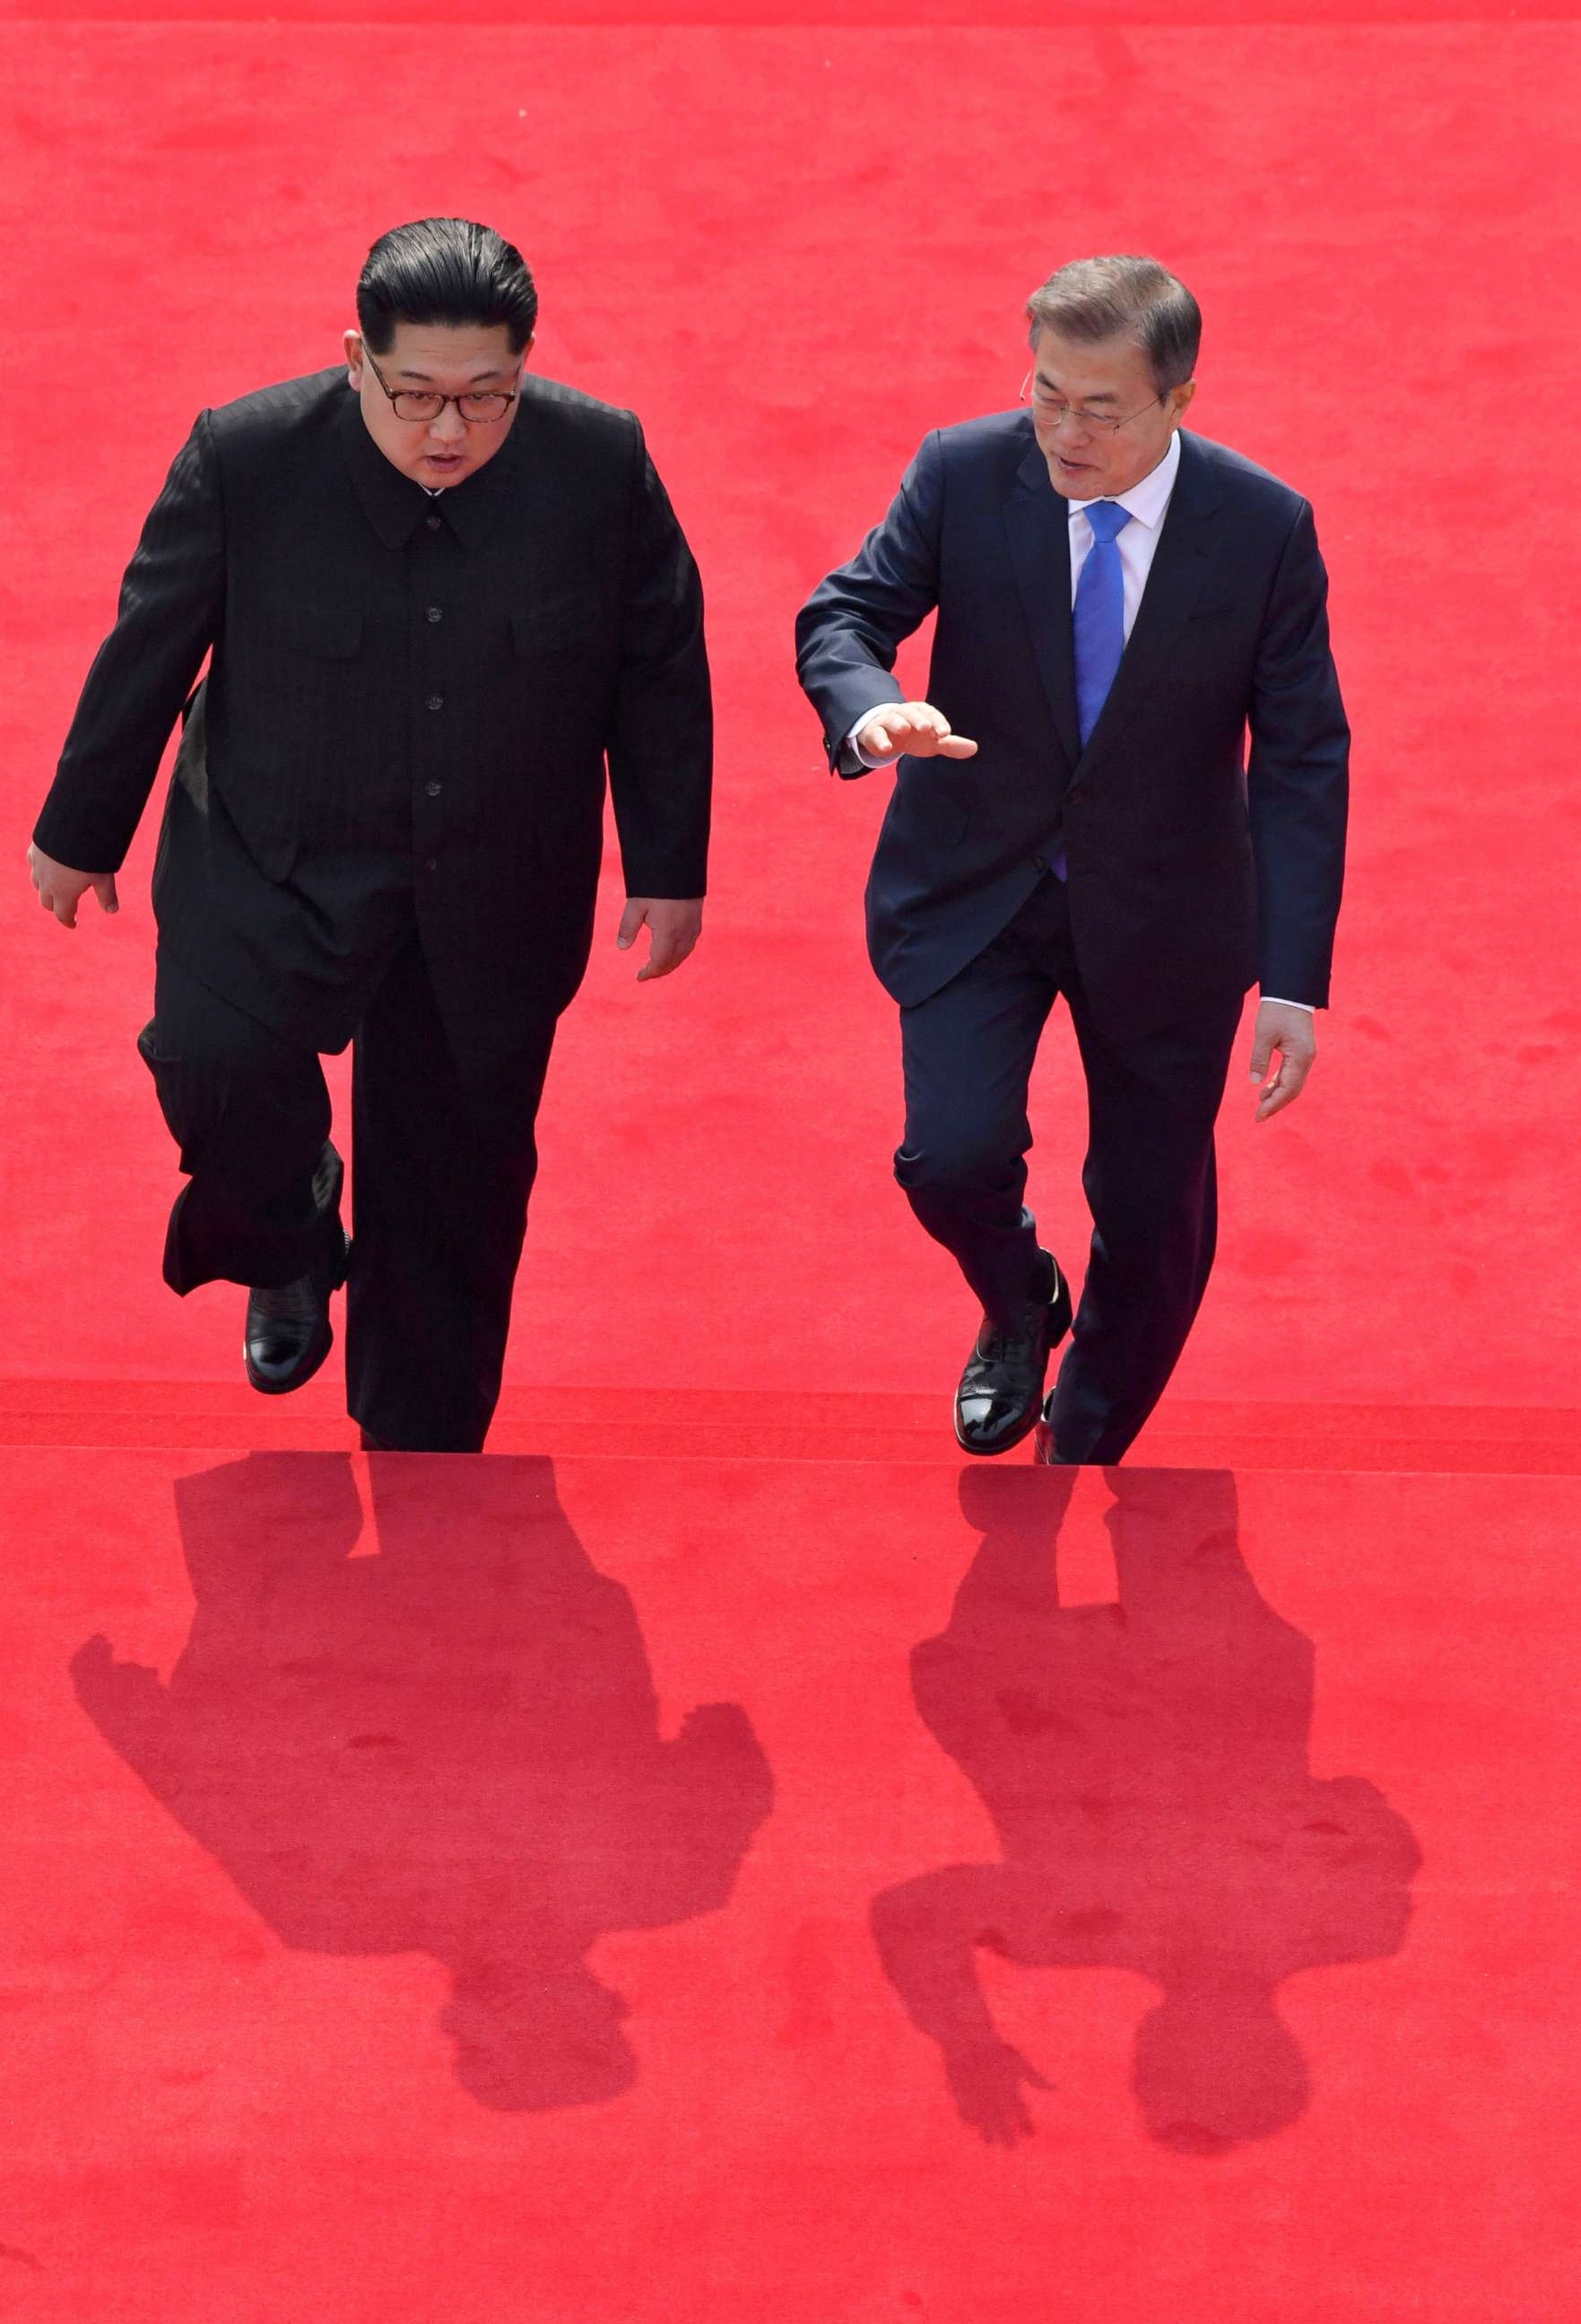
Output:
(796, 256), (1348, 1463)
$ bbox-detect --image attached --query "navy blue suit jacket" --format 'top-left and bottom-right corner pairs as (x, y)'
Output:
(795, 416), (1349, 1036)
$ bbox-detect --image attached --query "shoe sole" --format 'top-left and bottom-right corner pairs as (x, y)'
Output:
(952, 1268), (1075, 1457)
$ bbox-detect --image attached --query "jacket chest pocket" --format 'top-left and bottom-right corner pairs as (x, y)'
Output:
(511, 588), (605, 660)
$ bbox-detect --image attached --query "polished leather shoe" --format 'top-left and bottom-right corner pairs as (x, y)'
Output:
(953, 1252), (1073, 1456)
(244, 1236), (349, 1396)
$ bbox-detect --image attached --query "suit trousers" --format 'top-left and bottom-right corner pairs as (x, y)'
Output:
(140, 940), (558, 1452)
(894, 874), (1243, 1465)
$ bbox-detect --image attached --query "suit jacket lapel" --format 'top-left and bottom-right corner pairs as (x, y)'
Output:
(1004, 436), (1081, 776)
(1073, 431), (1226, 779)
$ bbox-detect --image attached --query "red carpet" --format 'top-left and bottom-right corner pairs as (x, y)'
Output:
(0, 1446), (1576, 2320)
(2, 3), (1578, 2318)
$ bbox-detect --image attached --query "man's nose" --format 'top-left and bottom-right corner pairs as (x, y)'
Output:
(428, 404), (468, 445)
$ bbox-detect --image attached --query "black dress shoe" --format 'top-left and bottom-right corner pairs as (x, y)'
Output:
(954, 1252), (1074, 1456)
(244, 1236), (349, 1397)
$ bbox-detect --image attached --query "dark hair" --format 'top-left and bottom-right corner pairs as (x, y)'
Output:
(355, 217), (538, 354)
(1026, 255), (1201, 395)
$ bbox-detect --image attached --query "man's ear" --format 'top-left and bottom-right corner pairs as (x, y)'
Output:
(343, 327), (365, 385)
(1172, 377), (1198, 421)
(517, 333), (536, 375)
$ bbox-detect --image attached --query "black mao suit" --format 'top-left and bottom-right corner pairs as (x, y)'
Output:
(35, 368), (711, 1449)
(796, 417), (1348, 1461)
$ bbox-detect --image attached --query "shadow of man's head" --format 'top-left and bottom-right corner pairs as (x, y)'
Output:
(440, 1957), (637, 2112)
(1134, 1981), (1309, 2154)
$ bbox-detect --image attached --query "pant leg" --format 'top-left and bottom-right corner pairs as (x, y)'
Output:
(140, 952), (343, 1296)
(1046, 985), (1244, 1466)
(345, 940), (558, 1453)
(894, 896), (1065, 1333)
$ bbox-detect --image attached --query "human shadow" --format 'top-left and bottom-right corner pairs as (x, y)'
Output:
(872, 1465), (1421, 2154)
(72, 1452), (773, 2112)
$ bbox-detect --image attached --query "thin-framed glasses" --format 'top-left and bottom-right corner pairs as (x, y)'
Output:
(361, 344), (519, 424)
(1020, 372), (1164, 436)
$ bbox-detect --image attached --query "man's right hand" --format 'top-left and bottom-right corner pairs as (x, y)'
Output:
(27, 844), (118, 929)
(856, 701), (979, 763)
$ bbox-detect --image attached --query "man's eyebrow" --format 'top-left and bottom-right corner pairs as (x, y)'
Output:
(1037, 372), (1118, 402)
(392, 364), (512, 383)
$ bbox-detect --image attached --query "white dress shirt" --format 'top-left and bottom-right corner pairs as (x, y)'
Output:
(846, 426), (1312, 1010)
(1064, 422), (1181, 635)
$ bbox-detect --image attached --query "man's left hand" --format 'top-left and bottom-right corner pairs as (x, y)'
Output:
(1249, 1001), (1317, 1122)
(616, 897), (703, 983)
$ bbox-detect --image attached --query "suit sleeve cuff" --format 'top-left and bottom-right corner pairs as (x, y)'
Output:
(837, 707), (899, 776)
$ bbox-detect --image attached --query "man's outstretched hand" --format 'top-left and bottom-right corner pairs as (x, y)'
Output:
(28, 844), (118, 929)
(856, 701), (978, 763)
(1249, 1000), (1317, 1122)
(616, 897), (703, 983)
(943, 2037), (1053, 2146)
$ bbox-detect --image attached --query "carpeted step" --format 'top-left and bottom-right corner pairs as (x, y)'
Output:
(1, 1376), (1575, 1472)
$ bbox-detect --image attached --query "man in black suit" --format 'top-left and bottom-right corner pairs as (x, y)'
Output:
(28, 217), (710, 1452)
(796, 256), (1348, 1463)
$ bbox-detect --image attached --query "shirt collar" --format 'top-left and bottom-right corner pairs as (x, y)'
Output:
(1065, 426), (1182, 530)
(338, 386), (516, 551)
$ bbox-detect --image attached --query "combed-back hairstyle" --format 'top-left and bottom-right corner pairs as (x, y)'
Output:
(356, 217), (538, 354)
(1026, 256), (1201, 395)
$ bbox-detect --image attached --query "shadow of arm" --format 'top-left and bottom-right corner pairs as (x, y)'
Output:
(871, 1868), (1051, 2144)
(70, 1636), (178, 1776)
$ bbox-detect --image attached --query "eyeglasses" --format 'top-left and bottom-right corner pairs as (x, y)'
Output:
(361, 344), (519, 424)
(1020, 372), (1164, 436)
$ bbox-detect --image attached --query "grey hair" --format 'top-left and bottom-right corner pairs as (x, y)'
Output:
(1026, 255), (1202, 395)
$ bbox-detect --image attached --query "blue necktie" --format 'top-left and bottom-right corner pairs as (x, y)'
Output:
(1072, 499), (1133, 749)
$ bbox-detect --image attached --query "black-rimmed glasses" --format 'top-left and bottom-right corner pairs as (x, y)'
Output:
(361, 345), (519, 424)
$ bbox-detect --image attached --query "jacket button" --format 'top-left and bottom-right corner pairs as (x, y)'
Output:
(423, 856), (439, 872)
(425, 781), (442, 797)
(1031, 854), (1046, 872)
(426, 694), (444, 712)
(425, 513), (441, 530)
(426, 605), (443, 623)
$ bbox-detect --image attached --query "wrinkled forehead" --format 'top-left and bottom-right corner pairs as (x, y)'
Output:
(373, 320), (524, 384)
(1029, 325), (1155, 400)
